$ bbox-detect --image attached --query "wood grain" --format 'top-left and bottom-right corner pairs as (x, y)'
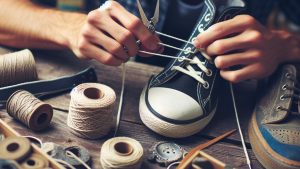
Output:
(0, 47), (262, 169)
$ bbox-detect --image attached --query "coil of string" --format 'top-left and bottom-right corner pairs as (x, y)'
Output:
(0, 49), (37, 87)
(100, 137), (144, 169)
(6, 90), (53, 131)
(67, 83), (116, 139)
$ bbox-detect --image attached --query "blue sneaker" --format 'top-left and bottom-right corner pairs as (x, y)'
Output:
(249, 64), (300, 169)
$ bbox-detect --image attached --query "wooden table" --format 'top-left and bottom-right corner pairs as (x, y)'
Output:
(0, 47), (264, 169)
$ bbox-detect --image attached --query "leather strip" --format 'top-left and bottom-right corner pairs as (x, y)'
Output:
(0, 67), (97, 108)
(176, 129), (236, 169)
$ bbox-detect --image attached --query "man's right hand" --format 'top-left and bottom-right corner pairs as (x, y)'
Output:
(70, 1), (161, 66)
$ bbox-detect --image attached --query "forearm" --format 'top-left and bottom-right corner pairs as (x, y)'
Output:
(0, 0), (86, 49)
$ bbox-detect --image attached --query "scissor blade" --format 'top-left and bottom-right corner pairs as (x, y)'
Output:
(151, 0), (159, 26)
(136, 0), (149, 26)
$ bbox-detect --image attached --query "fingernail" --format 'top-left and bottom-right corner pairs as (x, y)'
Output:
(193, 38), (201, 48)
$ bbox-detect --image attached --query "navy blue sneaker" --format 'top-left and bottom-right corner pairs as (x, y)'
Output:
(139, 0), (246, 138)
(249, 64), (300, 169)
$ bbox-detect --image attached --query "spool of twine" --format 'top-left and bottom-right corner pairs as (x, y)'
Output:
(100, 137), (144, 169)
(0, 49), (37, 87)
(67, 83), (116, 139)
(6, 90), (53, 131)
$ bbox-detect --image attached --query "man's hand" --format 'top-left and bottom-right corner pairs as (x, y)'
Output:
(193, 15), (300, 83)
(70, 1), (161, 66)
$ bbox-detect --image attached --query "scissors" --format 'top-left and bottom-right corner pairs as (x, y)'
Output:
(136, 0), (160, 32)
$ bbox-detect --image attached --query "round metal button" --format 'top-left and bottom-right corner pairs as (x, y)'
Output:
(148, 141), (185, 166)
(0, 136), (32, 162)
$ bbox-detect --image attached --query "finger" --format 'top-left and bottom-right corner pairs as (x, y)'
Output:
(94, 18), (138, 57)
(88, 8), (138, 57)
(214, 50), (261, 69)
(108, 3), (160, 51)
(194, 15), (257, 48)
(206, 30), (260, 55)
(82, 24), (129, 61)
(220, 64), (263, 83)
(78, 39), (123, 66)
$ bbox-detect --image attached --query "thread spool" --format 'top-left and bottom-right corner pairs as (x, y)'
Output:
(6, 90), (53, 131)
(21, 153), (50, 169)
(0, 136), (32, 162)
(0, 49), (37, 87)
(100, 137), (144, 169)
(67, 83), (116, 139)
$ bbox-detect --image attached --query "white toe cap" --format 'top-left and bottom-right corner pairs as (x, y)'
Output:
(148, 87), (203, 121)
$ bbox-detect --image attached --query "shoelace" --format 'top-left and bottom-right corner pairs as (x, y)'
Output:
(139, 31), (212, 88)
(276, 72), (300, 116)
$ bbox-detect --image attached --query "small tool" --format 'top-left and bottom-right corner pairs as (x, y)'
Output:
(137, 0), (159, 32)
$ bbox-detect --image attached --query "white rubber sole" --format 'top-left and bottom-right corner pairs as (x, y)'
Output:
(139, 87), (216, 138)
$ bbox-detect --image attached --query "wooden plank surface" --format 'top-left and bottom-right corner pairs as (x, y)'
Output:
(0, 48), (263, 169)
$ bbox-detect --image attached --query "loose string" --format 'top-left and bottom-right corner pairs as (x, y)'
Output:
(139, 31), (212, 61)
(0, 49), (37, 87)
(66, 151), (91, 169)
(6, 90), (53, 131)
(100, 137), (143, 169)
(229, 83), (252, 169)
(67, 83), (116, 139)
(114, 64), (126, 137)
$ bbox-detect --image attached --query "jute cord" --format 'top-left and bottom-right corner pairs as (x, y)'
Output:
(6, 90), (53, 131)
(67, 83), (116, 139)
(100, 137), (143, 169)
(0, 49), (37, 87)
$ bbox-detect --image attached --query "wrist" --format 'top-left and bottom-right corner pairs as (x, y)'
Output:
(42, 9), (87, 50)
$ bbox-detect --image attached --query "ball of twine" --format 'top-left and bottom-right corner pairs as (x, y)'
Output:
(67, 83), (116, 139)
(100, 137), (144, 169)
(0, 49), (37, 87)
(6, 90), (53, 131)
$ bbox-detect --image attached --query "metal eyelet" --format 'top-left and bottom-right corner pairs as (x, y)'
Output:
(276, 106), (282, 111)
(178, 56), (185, 62)
(206, 69), (212, 77)
(282, 84), (288, 90)
(285, 73), (291, 78)
(280, 95), (285, 100)
(203, 81), (209, 89)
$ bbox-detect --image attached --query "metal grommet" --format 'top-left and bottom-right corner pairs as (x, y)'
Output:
(276, 106), (282, 111)
(280, 95), (285, 100)
(178, 56), (185, 62)
(285, 73), (291, 78)
(21, 153), (49, 169)
(203, 81), (209, 89)
(0, 136), (32, 162)
(64, 146), (91, 166)
(0, 159), (21, 169)
(282, 84), (288, 90)
(206, 69), (212, 77)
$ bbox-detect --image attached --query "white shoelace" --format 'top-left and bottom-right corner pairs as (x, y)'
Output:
(139, 31), (212, 88)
